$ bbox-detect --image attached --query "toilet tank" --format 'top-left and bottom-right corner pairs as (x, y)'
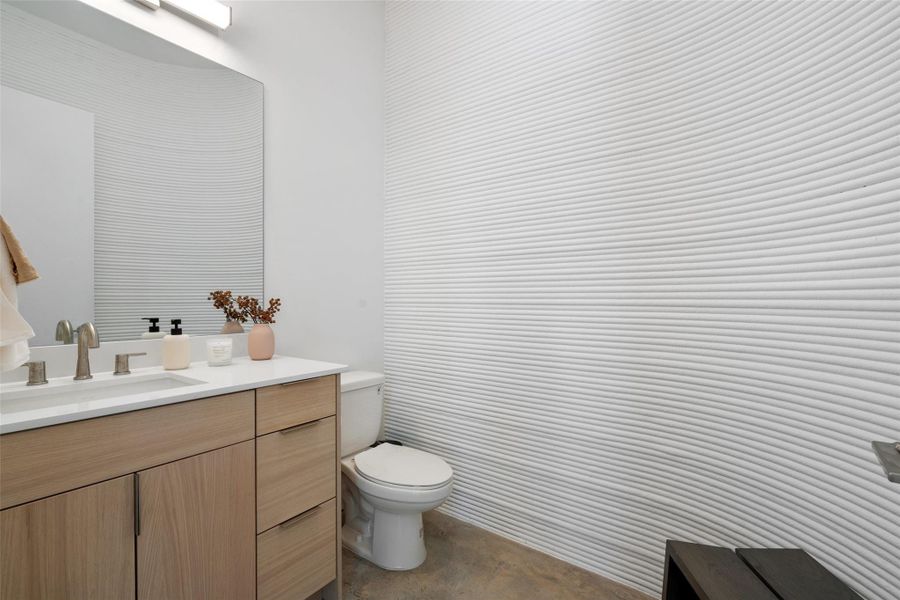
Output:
(340, 371), (385, 457)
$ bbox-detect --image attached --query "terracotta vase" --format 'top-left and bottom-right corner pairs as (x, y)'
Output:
(248, 323), (274, 360)
(220, 320), (244, 334)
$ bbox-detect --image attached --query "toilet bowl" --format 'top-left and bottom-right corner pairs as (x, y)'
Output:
(339, 372), (454, 570)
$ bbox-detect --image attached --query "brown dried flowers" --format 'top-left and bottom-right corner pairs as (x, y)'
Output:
(208, 290), (282, 324)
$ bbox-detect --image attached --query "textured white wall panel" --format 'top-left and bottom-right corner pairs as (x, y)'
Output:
(1, 4), (262, 341)
(384, 2), (900, 598)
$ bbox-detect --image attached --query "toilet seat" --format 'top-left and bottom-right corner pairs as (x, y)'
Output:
(354, 444), (453, 489)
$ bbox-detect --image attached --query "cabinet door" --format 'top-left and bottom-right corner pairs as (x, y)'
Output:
(137, 440), (255, 600)
(0, 475), (135, 600)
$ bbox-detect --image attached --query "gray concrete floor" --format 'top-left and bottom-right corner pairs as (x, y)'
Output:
(342, 511), (653, 600)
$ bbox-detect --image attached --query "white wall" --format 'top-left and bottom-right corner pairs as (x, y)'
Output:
(70, 0), (385, 371)
(384, 2), (899, 599)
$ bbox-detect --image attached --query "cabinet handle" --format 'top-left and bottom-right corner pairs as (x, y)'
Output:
(279, 418), (322, 435)
(134, 473), (141, 536)
(279, 379), (310, 388)
(279, 502), (326, 530)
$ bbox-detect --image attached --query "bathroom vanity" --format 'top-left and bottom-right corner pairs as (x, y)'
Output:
(0, 357), (345, 600)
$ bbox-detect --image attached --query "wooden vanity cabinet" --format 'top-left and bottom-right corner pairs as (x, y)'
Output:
(0, 374), (342, 600)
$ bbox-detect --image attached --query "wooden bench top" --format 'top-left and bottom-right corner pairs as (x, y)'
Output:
(666, 541), (779, 600)
(736, 548), (864, 600)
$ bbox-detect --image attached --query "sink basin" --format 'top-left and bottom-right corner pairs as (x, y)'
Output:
(0, 372), (206, 414)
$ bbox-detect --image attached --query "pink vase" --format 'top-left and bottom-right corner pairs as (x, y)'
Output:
(248, 323), (275, 360)
(220, 320), (244, 334)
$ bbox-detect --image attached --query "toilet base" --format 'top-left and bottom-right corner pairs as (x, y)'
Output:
(342, 509), (426, 571)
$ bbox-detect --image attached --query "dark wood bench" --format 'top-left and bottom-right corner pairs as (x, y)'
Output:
(663, 541), (778, 600)
(663, 540), (863, 600)
(736, 548), (863, 600)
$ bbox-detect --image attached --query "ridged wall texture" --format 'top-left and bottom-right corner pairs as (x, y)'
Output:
(383, 2), (900, 598)
(1, 4), (263, 340)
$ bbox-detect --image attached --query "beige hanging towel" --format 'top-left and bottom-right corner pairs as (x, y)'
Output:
(0, 283), (33, 371)
(0, 218), (35, 371)
(0, 215), (39, 284)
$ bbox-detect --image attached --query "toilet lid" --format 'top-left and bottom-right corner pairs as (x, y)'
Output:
(354, 444), (453, 488)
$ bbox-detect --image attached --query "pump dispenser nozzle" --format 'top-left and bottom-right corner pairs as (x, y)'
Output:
(141, 317), (165, 339)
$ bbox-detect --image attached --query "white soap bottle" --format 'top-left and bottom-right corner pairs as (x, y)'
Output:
(141, 317), (166, 339)
(162, 319), (191, 370)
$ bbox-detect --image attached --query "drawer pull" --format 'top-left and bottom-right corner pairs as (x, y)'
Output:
(279, 501), (327, 530)
(134, 473), (141, 536)
(279, 418), (323, 435)
(279, 379), (313, 388)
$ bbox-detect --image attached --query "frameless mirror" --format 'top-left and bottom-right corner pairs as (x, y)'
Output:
(0, 1), (263, 344)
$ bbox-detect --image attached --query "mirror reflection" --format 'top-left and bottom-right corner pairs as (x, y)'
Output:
(0, 1), (263, 344)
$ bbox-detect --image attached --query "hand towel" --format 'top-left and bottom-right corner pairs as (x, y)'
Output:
(0, 215), (39, 284)
(0, 286), (32, 371)
(0, 221), (35, 371)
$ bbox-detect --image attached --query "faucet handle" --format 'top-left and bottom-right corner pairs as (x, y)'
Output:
(114, 352), (147, 376)
(22, 361), (48, 386)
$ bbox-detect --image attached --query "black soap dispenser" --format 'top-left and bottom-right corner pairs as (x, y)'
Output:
(141, 317), (165, 339)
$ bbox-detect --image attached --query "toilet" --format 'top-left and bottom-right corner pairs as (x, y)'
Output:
(340, 371), (454, 570)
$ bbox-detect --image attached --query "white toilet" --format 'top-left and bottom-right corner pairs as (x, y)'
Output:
(340, 371), (454, 570)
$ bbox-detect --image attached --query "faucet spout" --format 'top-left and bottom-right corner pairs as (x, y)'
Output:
(55, 319), (74, 344)
(74, 322), (99, 381)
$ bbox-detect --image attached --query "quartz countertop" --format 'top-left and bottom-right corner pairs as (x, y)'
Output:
(0, 355), (347, 434)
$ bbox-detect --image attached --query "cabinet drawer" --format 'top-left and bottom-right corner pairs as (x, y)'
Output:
(256, 416), (336, 533)
(257, 498), (336, 600)
(0, 391), (255, 509)
(256, 375), (336, 435)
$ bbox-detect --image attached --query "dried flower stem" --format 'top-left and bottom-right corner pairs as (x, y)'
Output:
(208, 290), (245, 322)
(235, 295), (282, 324)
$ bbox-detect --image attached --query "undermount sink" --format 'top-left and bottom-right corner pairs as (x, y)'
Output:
(0, 372), (206, 414)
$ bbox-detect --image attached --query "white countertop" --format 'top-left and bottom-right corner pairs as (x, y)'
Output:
(0, 355), (347, 434)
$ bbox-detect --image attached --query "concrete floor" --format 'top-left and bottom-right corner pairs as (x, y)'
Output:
(342, 511), (653, 600)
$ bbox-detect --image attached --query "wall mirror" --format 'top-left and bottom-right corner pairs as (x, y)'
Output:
(0, 1), (263, 344)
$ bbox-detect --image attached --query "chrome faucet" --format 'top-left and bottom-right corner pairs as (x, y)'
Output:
(74, 322), (99, 380)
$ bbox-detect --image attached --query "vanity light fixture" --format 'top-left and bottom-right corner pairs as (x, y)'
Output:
(163, 0), (231, 30)
(133, 0), (232, 30)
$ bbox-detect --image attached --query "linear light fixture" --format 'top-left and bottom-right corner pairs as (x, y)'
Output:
(160, 0), (231, 30)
